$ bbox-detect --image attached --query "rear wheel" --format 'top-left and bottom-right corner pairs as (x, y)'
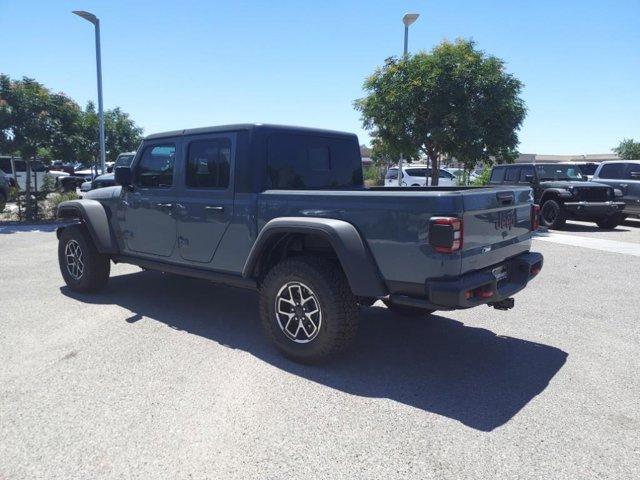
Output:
(541, 199), (567, 229)
(259, 256), (359, 364)
(58, 224), (110, 292)
(383, 300), (434, 318)
(596, 216), (621, 230)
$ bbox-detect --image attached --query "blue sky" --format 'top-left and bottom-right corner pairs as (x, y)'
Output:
(1, 0), (638, 154)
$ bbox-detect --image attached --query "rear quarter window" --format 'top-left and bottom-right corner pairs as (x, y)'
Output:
(385, 168), (398, 180)
(598, 163), (626, 179)
(504, 167), (520, 182)
(267, 133), (363, 189)
(625, 163), (640, 180)
(489, 166), (506, 183)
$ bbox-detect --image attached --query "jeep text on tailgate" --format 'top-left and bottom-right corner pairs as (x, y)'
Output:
(56, 124), (543, 363)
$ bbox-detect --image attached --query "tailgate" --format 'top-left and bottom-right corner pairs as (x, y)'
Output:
(459, 187), (534, 274)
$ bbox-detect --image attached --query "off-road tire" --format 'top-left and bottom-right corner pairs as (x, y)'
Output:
(383, 300), (434, 318)
(541, 199), (567, 230)
(596, 216), (621, 230)
(259, 256), (359, 364)
(58, 224), (110, 293)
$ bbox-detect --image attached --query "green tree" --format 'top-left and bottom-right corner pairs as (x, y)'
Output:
(613, 138), (640, 160)
(75, 102), (143, 167)
(355, 39), (526, 185)
(0, 75), (80, 218)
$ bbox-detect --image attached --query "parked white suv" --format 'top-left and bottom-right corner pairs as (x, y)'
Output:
(384, 165), (457, 187)
(592, 160), (640, 218)
(0, 156), (69, 192)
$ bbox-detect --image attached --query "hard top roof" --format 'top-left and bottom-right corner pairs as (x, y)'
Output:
(145, 123), (356, 141)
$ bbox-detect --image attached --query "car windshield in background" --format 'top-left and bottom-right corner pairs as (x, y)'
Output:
(536, 165), (583, 181)
(577, 164), (598, 176)
(115, 154), (135, 167)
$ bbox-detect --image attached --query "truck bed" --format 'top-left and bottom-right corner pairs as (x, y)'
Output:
(258, 185), (534, 296)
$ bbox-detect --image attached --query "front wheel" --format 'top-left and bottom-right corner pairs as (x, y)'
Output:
(259, 256), (359, 364)
(540, 200), (567, 229)
(58, 224), (110, 292)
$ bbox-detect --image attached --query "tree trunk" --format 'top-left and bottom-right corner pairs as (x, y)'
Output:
(428, 152), (440, 186)
(24, 157), (33, 220)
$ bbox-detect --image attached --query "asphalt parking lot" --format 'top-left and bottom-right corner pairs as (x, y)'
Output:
(1, 219), (639, 479)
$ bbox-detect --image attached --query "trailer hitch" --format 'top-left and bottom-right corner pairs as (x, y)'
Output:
(488, 297), (515, 311)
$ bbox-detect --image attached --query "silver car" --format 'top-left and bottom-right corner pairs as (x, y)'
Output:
(592, 160), (640, 218)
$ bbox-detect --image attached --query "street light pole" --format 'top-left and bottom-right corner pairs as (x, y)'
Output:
(398, 13), (419, 186)
(73, 10), (106, 175)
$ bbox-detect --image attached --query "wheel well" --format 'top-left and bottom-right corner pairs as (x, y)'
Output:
(540, 191), (561, 205)
(253, 233), (340, 280)
(58, 206), (83, 220)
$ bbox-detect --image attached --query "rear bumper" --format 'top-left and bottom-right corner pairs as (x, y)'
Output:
(389, 251), (543, 310)
(563, 201), (625, 216)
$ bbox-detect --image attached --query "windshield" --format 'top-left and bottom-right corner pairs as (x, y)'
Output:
(577, 164), (598, 176)
(536, 164), (584, 181)
(115, 154), (135, 167)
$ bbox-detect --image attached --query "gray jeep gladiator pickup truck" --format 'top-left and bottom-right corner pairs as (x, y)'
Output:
(57, 124), (543, 363)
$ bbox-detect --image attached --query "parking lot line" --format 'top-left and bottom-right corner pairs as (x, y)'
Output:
(534, 231), (640, 257)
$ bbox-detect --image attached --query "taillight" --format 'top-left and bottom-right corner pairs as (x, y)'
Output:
(531, 204), (540, 231)
(429, 217), (463, 253)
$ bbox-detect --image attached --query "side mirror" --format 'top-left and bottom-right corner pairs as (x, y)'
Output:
(114, 166), (132, 187)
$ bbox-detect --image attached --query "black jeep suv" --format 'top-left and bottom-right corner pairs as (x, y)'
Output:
(489, 163), (625, 229)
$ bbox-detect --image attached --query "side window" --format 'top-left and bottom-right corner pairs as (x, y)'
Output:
(439, 169), (453, 179)
(504, 167), (520, 182)
(598, 163), (626, 179)
(135, 144), (176, 188)
(519, 166), (534, 182)
(32, 161), (47, 172)
(186, 138), (231, 189)
(14, 160), (26, 172)
(489, 166), (505, 183)
(0, 158), (11, 173)
(267, 133), (362, 189)
(625, 163), (640, 180)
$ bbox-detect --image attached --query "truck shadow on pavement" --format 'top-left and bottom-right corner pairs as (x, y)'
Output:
(61, 270), (567, 432)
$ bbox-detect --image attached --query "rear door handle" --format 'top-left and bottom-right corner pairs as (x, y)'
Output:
(156, 202), (173, 210)
(205, 205), (224, 213)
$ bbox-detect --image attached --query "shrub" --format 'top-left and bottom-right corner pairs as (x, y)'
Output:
(44, 191), (79, 219)
(473, 165), (492, 186)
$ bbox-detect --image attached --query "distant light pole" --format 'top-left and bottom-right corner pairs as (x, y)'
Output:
(397, 13), (419, 186)
(73, 10), (106, 174)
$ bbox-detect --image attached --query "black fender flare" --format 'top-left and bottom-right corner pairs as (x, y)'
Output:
(56, 199), (118, 254)
(242, 217), (388, 297)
